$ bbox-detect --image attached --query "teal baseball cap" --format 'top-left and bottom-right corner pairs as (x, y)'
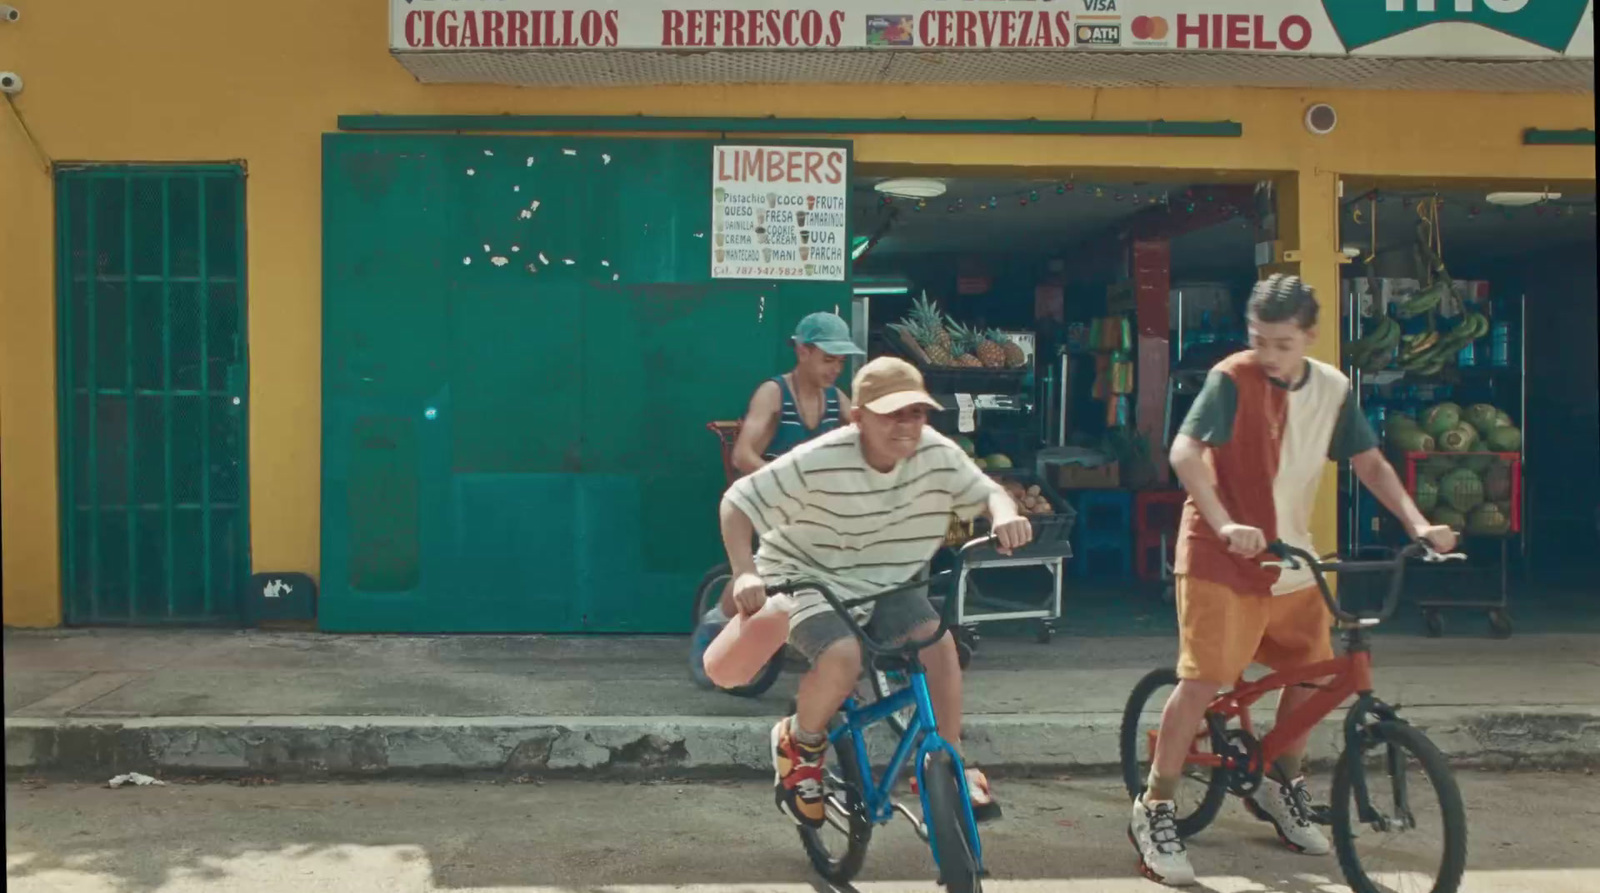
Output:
(793, 312), (865, 356)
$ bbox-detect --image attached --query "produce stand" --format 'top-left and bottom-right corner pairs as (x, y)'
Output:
(1403, 450), (1521, 638)
(1340, 257), (1527, 639)
(940, 471), (1075, 651)
(877, 292), (1074, 661)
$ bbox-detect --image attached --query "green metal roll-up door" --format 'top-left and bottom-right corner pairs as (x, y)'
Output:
(55, 165), (251, 625)
(321, 135), (853, 633)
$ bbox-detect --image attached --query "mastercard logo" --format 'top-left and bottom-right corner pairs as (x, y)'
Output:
(1130, 16), (1168, 40)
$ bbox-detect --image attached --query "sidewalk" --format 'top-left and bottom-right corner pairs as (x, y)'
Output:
(6, 628), (1599, 780)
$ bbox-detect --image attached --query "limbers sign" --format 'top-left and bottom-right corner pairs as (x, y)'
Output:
(390, 0), (1594, 59)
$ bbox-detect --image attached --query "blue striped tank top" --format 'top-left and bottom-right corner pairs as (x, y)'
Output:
(762, 375), (844, 461)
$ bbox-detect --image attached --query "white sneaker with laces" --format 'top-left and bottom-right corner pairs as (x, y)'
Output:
(1129, 796), (1197, 886)
(1245, 775), (1331, 855)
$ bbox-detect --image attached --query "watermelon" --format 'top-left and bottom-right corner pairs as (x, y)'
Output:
(1423, 403), (1461, 438)
(1439, 468), (1485, 513)
(1439, 423), (1477, 453)
(1464, 404), (1500, 436)
(1414, 479), (1439, 513)
(1483, 464), (1512, 501)
(1461, 454), (1494, 474)
(1467, 503), (1511, 536)
(1421, 454), (1456, 478)
(1431, 507), (1467, 531)
(1486, 426), (1522, 453)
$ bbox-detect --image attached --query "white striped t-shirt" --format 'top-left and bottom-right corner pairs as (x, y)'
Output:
(723, 426), (1003, 626)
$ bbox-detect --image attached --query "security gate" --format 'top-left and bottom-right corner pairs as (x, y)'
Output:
(55, 166), (250, 625)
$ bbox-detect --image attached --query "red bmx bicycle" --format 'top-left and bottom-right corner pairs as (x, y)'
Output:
(1120, 540), (1470, 893)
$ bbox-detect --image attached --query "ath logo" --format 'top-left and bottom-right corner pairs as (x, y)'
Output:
(1082, 0), (1118, 11)
(1324, 0), (1588, 53)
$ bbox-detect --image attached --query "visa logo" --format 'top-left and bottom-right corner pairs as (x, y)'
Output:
(1083, 0), (1118, 11)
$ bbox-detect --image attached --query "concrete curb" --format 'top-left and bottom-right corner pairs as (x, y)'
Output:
(8, 707), (1599, 781)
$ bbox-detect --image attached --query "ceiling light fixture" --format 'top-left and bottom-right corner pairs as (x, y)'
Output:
(874, 178), (947, 199)
(1485, 191), (1560, 207)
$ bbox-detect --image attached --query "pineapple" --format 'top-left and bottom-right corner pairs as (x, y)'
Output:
(976, 328), (1009, 368)
(889, 317), (953, 366)
(910, 292), (953, 357)
(985, 331), (1024, 369)
(946, 319), (984, 367)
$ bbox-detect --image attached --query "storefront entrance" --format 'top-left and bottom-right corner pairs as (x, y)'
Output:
(320, 134), (852, 632)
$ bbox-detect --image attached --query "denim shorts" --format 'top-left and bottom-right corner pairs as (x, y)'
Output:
(786, 586), (939, 662)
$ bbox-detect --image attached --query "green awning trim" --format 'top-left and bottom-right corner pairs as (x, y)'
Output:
(1523, 128), (1595, 146)
(338, 115), (1242, 138)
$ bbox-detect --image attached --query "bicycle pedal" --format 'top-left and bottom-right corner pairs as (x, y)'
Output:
(1309, 804), (1334, 826)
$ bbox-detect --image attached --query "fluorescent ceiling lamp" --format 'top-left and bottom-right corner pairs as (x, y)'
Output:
(853, 285), (910, 295)
(873, 178), (947, 199)
(1486, 191), (1561, 206)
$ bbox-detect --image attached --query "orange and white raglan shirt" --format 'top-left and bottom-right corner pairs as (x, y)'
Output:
(1174, 352), (1379, 596)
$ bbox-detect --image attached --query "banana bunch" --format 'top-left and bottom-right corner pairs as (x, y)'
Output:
(1396, 311), (1491, 377)
(1395, 280), (1450, 320)
(1344, 316), (1400, 372)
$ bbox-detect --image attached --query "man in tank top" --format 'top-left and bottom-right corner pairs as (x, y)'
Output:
(689, 312), (863, 687)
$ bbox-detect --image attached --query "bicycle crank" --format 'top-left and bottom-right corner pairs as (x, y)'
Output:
(1219, 729), (1265, 797)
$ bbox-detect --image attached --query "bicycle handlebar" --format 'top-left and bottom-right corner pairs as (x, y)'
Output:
(1261, 539), (1466, 627)
(765, 535), (999, 658)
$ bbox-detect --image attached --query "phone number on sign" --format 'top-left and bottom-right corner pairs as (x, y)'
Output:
(716, 265), (840, 279)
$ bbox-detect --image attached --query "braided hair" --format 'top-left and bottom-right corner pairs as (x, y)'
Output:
(1246, 274), (1319, 330)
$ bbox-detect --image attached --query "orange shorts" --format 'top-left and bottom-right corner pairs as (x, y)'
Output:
(1175, 575), (1334, 684)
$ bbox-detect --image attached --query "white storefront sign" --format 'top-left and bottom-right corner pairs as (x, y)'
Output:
(711, 145), (848, 282)
(390, 0), (1593, 59)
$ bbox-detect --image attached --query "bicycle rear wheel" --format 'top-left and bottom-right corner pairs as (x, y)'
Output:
(1332, 719), (1467, 893)
(797, 719), (873, 884)
(1119, 668), (1229, 839)
(691, 563), (783, 698)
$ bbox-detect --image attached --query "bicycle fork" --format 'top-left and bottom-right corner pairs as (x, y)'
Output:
(1343, 693), (1416, 832)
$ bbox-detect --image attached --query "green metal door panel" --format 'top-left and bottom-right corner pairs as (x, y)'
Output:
(321, 134), (851, 632)
(56, 166), (250, 626)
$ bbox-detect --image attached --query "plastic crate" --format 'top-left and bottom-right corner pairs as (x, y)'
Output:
(1403, 451), (1521, 535)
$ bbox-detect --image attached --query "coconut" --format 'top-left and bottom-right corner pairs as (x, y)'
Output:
(1438, 423), (1477, 453)
(1464, 404), (1500, 436)
(1423, 403), (1462, 438)
(1483, 464), (1512, 501)
(1486, 427), (1522, 453)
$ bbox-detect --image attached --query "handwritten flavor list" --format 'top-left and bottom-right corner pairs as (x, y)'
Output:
(712, 145), (849, 281)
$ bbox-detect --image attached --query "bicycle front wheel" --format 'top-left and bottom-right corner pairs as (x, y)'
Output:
(1332, 719), (1467, 893)
(1119, 668), (1229, 839)
(923, 750), (982, 893)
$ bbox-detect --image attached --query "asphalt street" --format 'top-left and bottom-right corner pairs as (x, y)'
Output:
(7, 771), (1598, 892)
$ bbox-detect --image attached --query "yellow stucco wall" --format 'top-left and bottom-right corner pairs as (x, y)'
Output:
(1, 0), (1593, 626)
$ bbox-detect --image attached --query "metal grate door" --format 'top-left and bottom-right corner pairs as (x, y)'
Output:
(56, 166), (250, 625)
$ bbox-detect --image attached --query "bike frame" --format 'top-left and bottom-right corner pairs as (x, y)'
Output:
(1164, 638), (1403, 826)
(829, 667), (984, 874)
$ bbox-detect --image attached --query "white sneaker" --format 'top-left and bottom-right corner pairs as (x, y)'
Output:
(1129, 796), (1196, 886)
(1244, 776), (1331, 855)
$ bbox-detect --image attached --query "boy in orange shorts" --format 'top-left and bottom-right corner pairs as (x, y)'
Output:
(1128, 274), (1457, 886)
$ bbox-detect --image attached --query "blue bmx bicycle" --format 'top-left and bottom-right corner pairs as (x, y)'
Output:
(765, 535), (998, 893)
